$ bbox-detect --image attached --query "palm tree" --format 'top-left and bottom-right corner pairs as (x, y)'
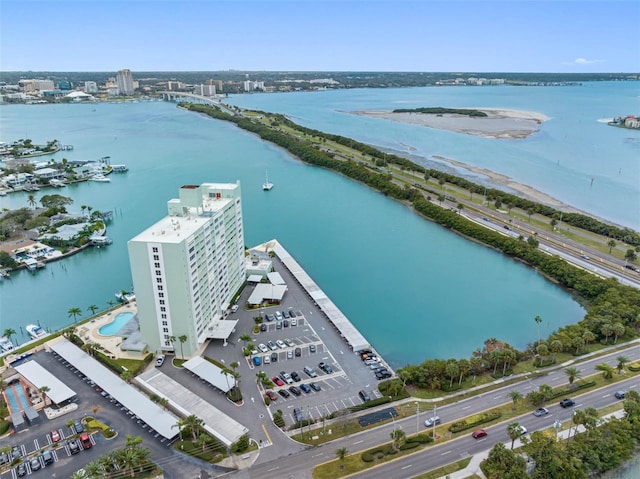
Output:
(616, 355), (629, 374)
(507, 422), (521, 449)
(508, 390), (523, 410)
(335, 447), (348, 470)
(564, 367), (581, 386)
(178, 335), (187, 359)
(183, 415), (204, 442)
(67, 306), (82, 322)
(607, 239), (616, 253)
(87, 304), (99, 316)
(390, 427), (405, 450)
(2, 328), (16, 346)
(38, 386), (51, 406)
(612, 322), (625, 344)
(534, 315), (542, 346)
(230, 361), (240, 388)
(538, 384), (553, 401)
(125, 434), (143, 449)
(582, 330), (596, 348)
(27, 194), (37, 210)
(239, 333), (253, 349)
(595, 362), (614, 379)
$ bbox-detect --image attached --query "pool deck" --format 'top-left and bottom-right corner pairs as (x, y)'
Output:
(3, 380), (34, 414)
(73, 302), (145, 360)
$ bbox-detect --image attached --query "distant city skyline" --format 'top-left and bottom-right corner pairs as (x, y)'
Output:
(1, 0), (638, 73)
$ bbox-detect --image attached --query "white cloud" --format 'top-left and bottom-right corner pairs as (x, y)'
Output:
(563, 58), (604, 65)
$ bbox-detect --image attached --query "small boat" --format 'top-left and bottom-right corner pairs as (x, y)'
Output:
(0, 336), (14, 353)
(91, 174), (111, 182)
(263, 171), (273, 191)
(115, 290), (136, 304)
(26, 324), (47, 340)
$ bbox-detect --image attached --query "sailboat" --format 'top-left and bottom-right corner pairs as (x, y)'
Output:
(263, 171), (273, 191)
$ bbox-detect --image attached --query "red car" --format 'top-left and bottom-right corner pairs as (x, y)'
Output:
(272, 376), (285, 387)
(472, 429), (488, 439)
(50, 430), (61, 442)
(265, 390), (278, 401)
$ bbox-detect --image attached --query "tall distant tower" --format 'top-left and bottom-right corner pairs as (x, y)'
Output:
(116, 69), (134, 95)
(128, 182), (246, 357)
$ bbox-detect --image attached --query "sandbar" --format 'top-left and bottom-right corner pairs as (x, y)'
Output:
(353, 108), (548, 139)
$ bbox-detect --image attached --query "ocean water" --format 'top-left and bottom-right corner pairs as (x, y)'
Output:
(226, 82), (640, 229)
(0, 95), (590, 366)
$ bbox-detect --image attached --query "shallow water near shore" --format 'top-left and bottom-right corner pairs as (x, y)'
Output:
(0, 97), (588, 366)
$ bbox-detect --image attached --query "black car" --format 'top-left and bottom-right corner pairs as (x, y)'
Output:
(376, 371), (392, 380)
(260, 323), (267, 332)
(300, 383), (311, 393)
(289, 310), (296, 318)
(278, 389), (290, 399)
(283, 319), (289, 327)
(560, 398), (575, 408)
(291, 371), (301, 382)
(16, 463), (27, 477)
(293, 407), (303, 422)
(271, 352), (278, 363)
(294, 347), (302, 357)
(615, 390), (626, 400)
(319, 362), (333, 374)
(289, 386), (301, 396)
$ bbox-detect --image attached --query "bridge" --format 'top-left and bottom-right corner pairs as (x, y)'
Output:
(160, 91), (236, 116)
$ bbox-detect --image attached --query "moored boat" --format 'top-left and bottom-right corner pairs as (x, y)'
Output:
(91, 174), (111, 182)
(0, 336), (14, 353)
(26, 324), (47, 340)
(263, 170), (273, 191)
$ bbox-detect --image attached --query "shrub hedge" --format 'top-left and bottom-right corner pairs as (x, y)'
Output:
(449, 411), (501, 433)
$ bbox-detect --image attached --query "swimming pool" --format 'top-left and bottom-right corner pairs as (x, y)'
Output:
(4, 383), (30, 413)
(98, 312), (134, 336)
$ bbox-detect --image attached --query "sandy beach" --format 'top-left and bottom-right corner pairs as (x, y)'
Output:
(354, 108), (548, 139)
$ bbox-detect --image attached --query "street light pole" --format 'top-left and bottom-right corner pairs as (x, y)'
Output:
(433, 404), (437, 440)
(415, 402), (420, 435)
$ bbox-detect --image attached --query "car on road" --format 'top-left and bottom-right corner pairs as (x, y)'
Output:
(295, 347), (302, 357)
(291, 371), (301, 382)
(472, 429), (488, 439)
(300, 383), (311, 393)
(266, 390), (278, 401)
(560, 398), (575, 408)
(310, 382), (321, 391)
(516, 425), (528, 436)
(278, 389), (290, 399)
(272, 376), (285, 387)
(260, 323), (267, 332)
(258, 343), (269, 353)
(615, 390), (626, 400)
(424, 416), (441, 427)
(319, 362), (333, 374)
(51, 429), (61, 442)
(580, 254), (590, 260)
(155, 354), (165, 367)
(533, 407), (550, 417)
(503, 225), (510, 230)
(289, 386), (301, 396)
(276, 339), (286, 349)
(252, 356), (261, 367)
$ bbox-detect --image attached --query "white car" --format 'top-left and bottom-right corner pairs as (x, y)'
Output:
(263, 355), (271, 364)
(155, 355), (165, 367)
(424, 416), (441, 427)
(258, 343), (269, 353)
(230, 304), (239, 313)
(276, 340), (286, 349)
(517, 425), (528, 436)
(284, 338), (294, 347)
(291, 319), (297, 326)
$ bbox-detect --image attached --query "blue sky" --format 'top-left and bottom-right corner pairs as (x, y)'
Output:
(1, 0), (638, 72)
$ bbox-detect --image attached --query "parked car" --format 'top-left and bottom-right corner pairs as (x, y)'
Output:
(294, 347), (302, 357)
(293, 407), (303, 422)
(284, 338), (295, 347)
(300, 383), (312, 393)
(424, 416), (441, 427)
(276, 339), (286, 349)
(560, 398), (575, 408)
(318, 362), (333, 374)
(74, 420), (84, 433)
(267, 341), (278, 351)
(472, 429), (488, 439)
(276, 321), (282, 330)
(615, 390), (626, 400)
(533, 407), (549, 417)
(266, 314), (275, 322)
(271, 352), (278, 363)
(358, 390), (371, 402)
(309, 344), (317, 353)
(51, 429), (61, 442)
(0, 453), (8, 466)
(252, 356), (261, 367)
(258, 343), (269, 353)
(42, 450), (54, 465)
(30, 457), (41, 471)
(283, 319), (289, 328)
(275, 311), (283, 321)
(260, 323), (267, 332)
(278, 389), (290, 399)
(291, 371), (301, 382)
(310, 382), (321, 391)
(280, 371), (293, 384)
(250, 346), (259, 356)
(272, 376), (285, 387)
(303, 366), (317, 378)
(266, 390), (278, 401)
(286, 350), (293, 359)
(16, 463), (27, 477)
(516, 425), (528, 436)
(291, 318), (297, 326)
(289, 386), (301, 396)
(155, 354), (165, 367)
(230, 304), (239, 313)
(289, 310), (296, 318)
(10, 445), (21, 460)
(263, 355), (271, 365)
(68, 440), (80, 455)
(79, 433), (92, 449)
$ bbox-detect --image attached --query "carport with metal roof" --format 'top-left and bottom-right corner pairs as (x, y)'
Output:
(183, 357), (232, 393)
(15, 360), (76, 405)
(49, 339), (179, 440)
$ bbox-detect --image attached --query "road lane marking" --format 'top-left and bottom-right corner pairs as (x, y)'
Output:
(441, 450), (452, 455)
(401, 465), (412, 470)
(261, 424), (273, 445)
(462, 406), (471, 410)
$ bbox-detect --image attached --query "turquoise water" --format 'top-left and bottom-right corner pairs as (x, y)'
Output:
(98, 311), (134, 336)
(0, 94), (590, 366)
(5, 384), (29, 412)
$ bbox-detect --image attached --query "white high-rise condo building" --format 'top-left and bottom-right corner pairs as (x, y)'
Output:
(128, 182), (246, 358)
(84, 81), (98, 93)
(116, 69), (134, 95)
